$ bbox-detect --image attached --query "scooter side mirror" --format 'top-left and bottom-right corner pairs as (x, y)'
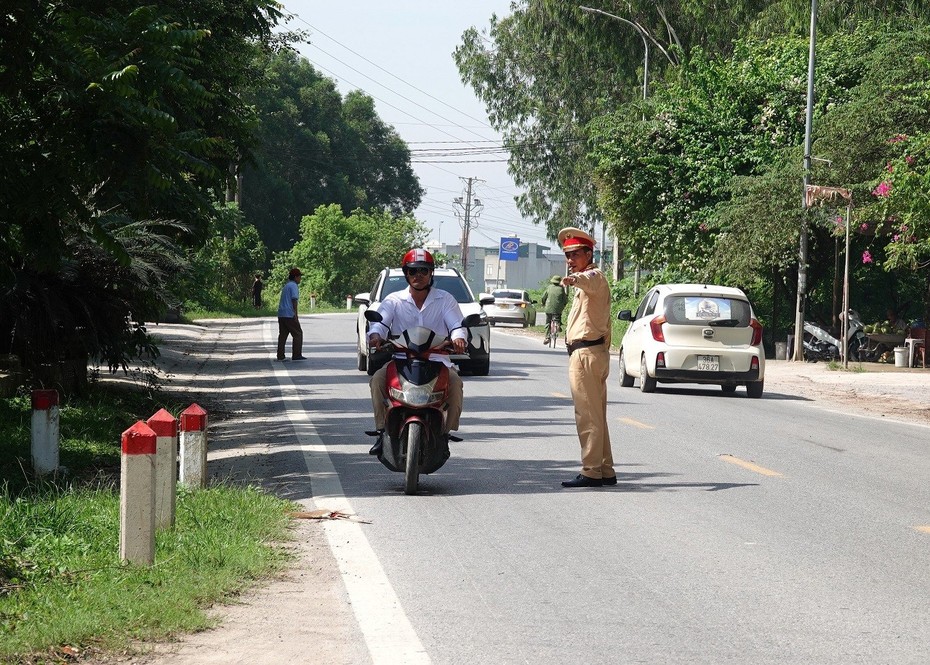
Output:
(461, 313), (482, 328)
(364, 309), (384, 323)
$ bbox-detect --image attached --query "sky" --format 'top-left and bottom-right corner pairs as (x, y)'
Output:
(278, 1), (556, 250)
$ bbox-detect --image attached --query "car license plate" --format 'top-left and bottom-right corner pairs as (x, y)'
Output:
(697, 355), (719, 371)
(498, 304), (511, 309)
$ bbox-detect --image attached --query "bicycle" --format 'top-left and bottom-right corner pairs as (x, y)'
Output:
(547, 317), (560, 349)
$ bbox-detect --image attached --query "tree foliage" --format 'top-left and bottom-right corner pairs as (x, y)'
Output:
(589, 22), (930, 321)
(241, 50), (424, 251)
(0, 0), (283, 390)
(275, 204), (427, 306)
(177, 204), (268, 312)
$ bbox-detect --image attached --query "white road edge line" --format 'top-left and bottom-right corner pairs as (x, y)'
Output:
(265, 321), (430, 665)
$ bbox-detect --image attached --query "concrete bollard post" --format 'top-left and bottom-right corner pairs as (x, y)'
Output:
(179, 403), (208, 489)
(31, 389), (60, 475)
(346, 294), (353, 310)
(147, 408), (178, 529)
(120, 421), (156, 566)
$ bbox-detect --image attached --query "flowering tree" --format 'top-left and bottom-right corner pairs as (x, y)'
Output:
(874, 131), (930, 272)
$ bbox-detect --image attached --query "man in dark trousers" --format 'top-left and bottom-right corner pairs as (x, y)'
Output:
(276, 268), (306, 361)
(558, 227), (616, 488)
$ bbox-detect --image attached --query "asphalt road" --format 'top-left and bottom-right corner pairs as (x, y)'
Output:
(117, 313), (930, 664)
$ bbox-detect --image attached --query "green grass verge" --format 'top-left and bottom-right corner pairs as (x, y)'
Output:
(0, 388), (296, 663)
(182, 299), (347, 321)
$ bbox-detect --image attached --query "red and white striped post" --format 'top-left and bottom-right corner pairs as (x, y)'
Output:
(31, 389), (60, 475)
(147, 408), (178, 529)
(179, 403), (208, 489)
(120, 421), (156, 565)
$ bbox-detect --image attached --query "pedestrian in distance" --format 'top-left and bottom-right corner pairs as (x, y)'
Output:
(541, 274), (568, 345)
(557, 227), (616, 488)
(252, 274), (264, 309)
(276, 268), (307, 361)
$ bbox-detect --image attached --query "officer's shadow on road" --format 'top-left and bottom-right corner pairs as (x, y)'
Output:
(329, 453), (759, 499)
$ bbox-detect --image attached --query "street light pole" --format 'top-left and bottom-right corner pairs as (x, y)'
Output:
(793, 0), (818, 362)
(579, 6), (649, 291)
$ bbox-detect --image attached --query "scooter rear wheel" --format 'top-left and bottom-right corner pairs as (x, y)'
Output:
(404, 422), (422, 495)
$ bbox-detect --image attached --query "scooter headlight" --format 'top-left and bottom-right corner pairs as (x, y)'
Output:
(390, 385), (444, 406)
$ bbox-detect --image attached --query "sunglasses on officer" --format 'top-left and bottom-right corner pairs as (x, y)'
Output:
(404, 267), (431, 276)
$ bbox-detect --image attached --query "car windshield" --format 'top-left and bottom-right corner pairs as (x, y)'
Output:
(664, 295), (751, 326)
(381, 274), (474, 304)
(492, 290), (523, 300)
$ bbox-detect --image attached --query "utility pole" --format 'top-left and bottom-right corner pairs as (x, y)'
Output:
(793, 0), (818, 362)
(453, 177), (483, 275)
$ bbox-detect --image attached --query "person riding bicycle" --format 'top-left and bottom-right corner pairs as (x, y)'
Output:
(366, 248), (467, 456)
(541, 274), (568, 345)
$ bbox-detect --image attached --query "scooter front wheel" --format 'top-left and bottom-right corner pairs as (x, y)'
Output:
(404, 421), (422, 495)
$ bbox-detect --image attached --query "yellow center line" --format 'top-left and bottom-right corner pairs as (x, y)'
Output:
(719, 454), (783, 477)
(914, 526), (930, 534)
(618, 417), (654, 430)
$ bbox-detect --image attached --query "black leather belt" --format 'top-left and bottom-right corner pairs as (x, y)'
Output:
(566, 336), (605, 355)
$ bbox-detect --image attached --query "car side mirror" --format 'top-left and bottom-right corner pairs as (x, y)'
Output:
(354, 293), (371, 306)
(364, 309), (384, 323)
(479, 295), (495, 306)
(617, 309), (633, 322)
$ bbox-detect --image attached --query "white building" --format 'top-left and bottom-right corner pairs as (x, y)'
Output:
(426, 240), (565, 294)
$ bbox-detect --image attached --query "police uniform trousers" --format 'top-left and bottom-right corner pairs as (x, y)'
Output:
(568, 344), (614, 479)
(370, 363), (463, 433)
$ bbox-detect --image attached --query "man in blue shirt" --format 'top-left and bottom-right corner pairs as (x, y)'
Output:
(276, 268), (306, 361)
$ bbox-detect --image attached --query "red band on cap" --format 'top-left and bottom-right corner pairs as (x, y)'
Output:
(180, 403), (207, 432)
(147, 408), (178, 437)
(562, 236), (594, 251)
(31, 389), (59, 410)
(122, 421), (157, 455)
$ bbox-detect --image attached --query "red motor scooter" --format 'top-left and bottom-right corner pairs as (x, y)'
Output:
(364, 309), (479, 494)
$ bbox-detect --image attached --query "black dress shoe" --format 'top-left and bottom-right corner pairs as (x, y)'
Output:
(561, 474), (603, 488)
(292, 356), (308, 361)
(368, 430), (384, 455)
(601, 475), (618, 486)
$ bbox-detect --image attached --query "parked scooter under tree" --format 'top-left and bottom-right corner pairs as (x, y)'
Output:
(364, 309), (480, 494)
(802, 309), (868, 362)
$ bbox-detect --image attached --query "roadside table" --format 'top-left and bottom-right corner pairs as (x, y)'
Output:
(863, 333), (905, 361)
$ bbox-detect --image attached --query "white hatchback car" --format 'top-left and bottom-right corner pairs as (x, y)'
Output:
(616, 284), (765, 397)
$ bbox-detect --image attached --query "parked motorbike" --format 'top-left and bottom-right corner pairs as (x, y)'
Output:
(363, 309), (480, 494)
(802, 309), (868, 362)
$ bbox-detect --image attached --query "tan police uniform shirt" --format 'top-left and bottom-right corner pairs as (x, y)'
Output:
(565, 263), (612, 345)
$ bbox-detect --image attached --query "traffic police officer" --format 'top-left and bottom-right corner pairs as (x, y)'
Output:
(558, 227), (616, 488)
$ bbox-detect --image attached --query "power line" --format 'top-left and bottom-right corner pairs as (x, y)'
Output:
(283, 10), (498, 133)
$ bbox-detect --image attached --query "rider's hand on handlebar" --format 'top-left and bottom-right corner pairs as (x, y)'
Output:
(369, 333), (383, 351)
(452, 338), (467, 354)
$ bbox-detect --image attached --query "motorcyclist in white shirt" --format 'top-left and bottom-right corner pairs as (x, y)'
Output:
(367, 248), (467, 456)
